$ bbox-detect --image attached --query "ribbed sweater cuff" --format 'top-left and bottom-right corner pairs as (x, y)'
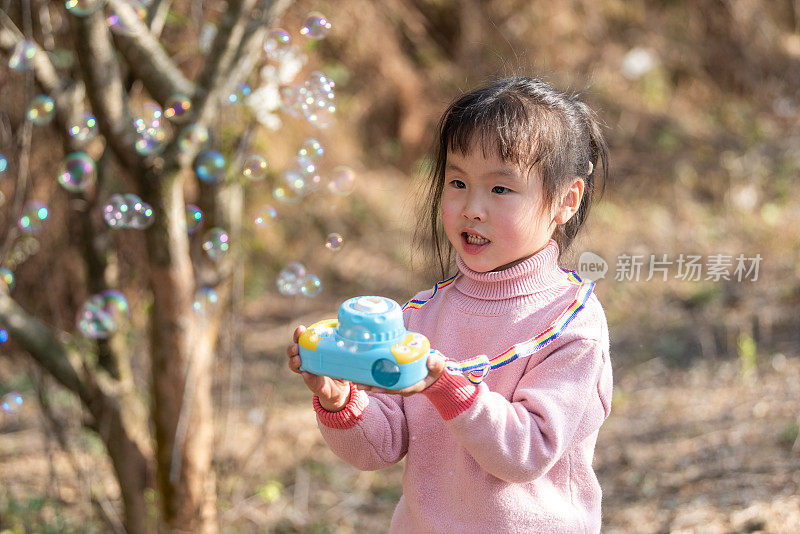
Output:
(423, 369), (478, 420)
(313, 382), (367, 429)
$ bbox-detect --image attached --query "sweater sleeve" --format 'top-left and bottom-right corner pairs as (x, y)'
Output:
(423, 337), (611, 483)
(314, 384), (410, 471)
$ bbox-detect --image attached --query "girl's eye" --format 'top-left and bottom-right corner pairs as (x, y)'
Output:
(449, 179), (466, 189)
(492, 185), (510, 194)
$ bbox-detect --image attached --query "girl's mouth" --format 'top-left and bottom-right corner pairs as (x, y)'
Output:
(461, 232), (490, 255)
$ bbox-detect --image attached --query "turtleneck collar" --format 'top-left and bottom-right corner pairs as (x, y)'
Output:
(454, 239), (565, 301)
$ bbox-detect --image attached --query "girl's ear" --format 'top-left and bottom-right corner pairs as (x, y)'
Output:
(554, 178), (585, 225)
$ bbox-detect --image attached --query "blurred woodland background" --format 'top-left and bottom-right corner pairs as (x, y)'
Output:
(1, 0), (799, 532)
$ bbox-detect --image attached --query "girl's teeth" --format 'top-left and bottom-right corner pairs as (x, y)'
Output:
(466, 234), (489, 245)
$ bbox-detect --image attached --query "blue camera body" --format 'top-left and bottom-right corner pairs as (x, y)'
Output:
(298, 296), (433, 389)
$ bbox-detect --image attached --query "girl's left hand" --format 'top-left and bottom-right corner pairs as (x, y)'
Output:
(356, 351), (447, 397)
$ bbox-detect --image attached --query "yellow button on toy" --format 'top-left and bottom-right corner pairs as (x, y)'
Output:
(391, 333), (430, 364)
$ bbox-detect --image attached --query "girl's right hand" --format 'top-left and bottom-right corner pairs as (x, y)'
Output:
(286, 325), (352, 412)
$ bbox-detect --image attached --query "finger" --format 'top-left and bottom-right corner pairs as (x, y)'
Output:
(427, 352), (446, 374)
(286, 343), (299, 358)
(293, 325), (306, 343)
(288, 355), (303, 373)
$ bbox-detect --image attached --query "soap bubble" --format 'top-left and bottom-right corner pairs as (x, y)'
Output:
(177, 124), (209, 153)
(103, 193), (130, 228)
(185, 204), (203, 233)
(58, 152), (97, 193)
(18, 201), (48, 234)
(275, 261), (306, 295)
(1, 392), (23, 415)
(65, 0), (102, 16)
(76, 290), (129, 339)
(298, 138), (324, 159)
(134, 102), (162, 133)
(254, 205), (277, 229)
(68, 112), (98, 142)
(27, 95), (55, 125)
(202, 227), (229, 261)
(195, 150), (226, 183)
(227, 83), (251, 104)
(0, 267), (15, 293)
(107, 0), (147, 34)
(135, 126), (167, 155)
(304, 98), (336, 129)
(325, 233), (343, 252)
(102, 193), (151, 229)
(193, 286), (219, 315)
(299, 274), (322, 297)
(300, 12), (331, 40)
(0, 329), (7, 344)
(327, 165), (355, 196)
(307, 71), (335, 97)
(272, 170), (305, 203)
(99, 289), (130, 325)
(9, 40), (36, 71)
(164, 94), (192, 123)
(264, 28), (291, 61)
(129, 200), (154, 229)
(242, 155), (268, 181)
(0, 154), (7, 176)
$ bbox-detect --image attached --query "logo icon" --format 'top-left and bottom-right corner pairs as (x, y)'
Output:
(577, 251), (608, 281)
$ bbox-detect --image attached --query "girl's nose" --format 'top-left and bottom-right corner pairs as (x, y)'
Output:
(462, 195), (486, 222)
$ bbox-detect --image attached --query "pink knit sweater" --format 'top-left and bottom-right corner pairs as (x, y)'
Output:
(313, 239), (613, 533)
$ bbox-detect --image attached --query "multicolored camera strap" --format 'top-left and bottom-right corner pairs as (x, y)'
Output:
(404, 269), (595, 384)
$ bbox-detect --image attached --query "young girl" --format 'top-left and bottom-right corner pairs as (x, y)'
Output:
(286, 76), (612, 533)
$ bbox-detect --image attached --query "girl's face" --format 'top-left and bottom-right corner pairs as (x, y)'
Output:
(441, 144), (558, 272)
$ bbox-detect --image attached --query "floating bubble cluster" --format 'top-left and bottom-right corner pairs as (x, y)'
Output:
(0, 267), (14, 293)
(1, 392), (23, 415)
(58, 152), (97, 193)
(76, 289), (129, 339)
(164, 94), (192, 123)
(68, 112), (98, 142)
(280, 71), (337, 128)
(300, 12), (331, 40)
(135, 125), (167, 156)
(177, 124), (210, 153)
(275, 262), (322, 297)
(193, 286), (219, 315)
(134, 102), (162, 132)
(325, 232), (343, 252)
(253, 205), (277, 229)
(27, 95), (55, 125)
(242, 155), (268, 181)
(17, 201), (48, 234)
(202, 227), (229, 261)
(264, 28), (291, 61)
(298, 138), (324, 159)
(227, 83), (251, 105)
(103, 193), (154, 229)
(65, 0), (102, 17)
(133, 102), (168, 155)
(195, 150), (226, 183)
(185, 204), (203, 234)
(272, 169), (305, 203)
(9, 40), (36, 71)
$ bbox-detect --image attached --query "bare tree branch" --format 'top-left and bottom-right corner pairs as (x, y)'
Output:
(70, 8), (145, 180)
(106, 0), (195, 102)
(0, 292), (87, 397)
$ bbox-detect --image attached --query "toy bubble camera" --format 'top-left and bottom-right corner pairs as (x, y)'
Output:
(298, 296), (433, 389)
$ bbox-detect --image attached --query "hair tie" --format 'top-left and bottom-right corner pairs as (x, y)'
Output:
(587, 161), (594, 175)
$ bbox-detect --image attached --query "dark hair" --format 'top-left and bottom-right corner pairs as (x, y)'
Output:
(415, 76), (610, 278)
